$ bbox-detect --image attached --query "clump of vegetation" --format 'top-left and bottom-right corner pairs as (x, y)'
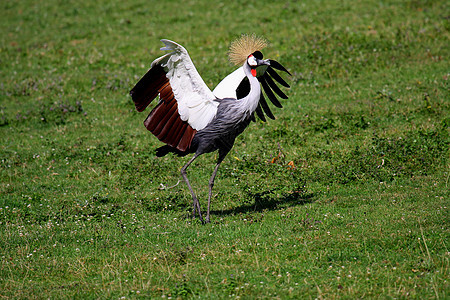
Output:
(39, 100), (85, 124)
(325, 128), (449, 184)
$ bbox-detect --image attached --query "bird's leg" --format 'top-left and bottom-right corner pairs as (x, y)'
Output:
(180, 154), (204, 223)
(206, 161), (222, 223)
(205, 151), (228, 223)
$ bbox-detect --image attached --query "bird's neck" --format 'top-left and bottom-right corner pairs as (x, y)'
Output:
(239, 63), (261, 114)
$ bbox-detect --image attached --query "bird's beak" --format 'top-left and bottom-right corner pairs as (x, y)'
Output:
(254, 58), (270, 67)
(259, 59), (270, 66)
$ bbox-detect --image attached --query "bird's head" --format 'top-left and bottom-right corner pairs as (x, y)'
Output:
(247, 51), (268, 66)
(247, 51), (270, 77)
(228, 34), (287, 77)
(229, 34), (267, 65)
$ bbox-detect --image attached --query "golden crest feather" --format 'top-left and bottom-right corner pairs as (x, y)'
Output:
(228, 34), (268, 66)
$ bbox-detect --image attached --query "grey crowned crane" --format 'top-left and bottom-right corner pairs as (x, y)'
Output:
(130, 35), (290, 223)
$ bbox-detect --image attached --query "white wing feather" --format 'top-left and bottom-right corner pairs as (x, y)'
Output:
(212, 65), (268, 99)
(153, 39), (218, 131)
(212, 67), (245, 99)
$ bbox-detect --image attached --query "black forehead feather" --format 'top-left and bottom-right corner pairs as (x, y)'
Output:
(252, 51), (263, 59)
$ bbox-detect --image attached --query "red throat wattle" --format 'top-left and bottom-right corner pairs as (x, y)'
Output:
(251, 69), (257, 77)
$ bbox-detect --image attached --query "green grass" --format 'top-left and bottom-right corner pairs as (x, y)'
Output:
(1, 0), (449, 298)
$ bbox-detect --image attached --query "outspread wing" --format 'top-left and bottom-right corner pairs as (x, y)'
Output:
(212, 60), (290, 122)
(130, 39), (218, 152)
(157, 40), (218, 130)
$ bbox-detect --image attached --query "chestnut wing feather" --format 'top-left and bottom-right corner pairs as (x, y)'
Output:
(131, 65), (196, 152)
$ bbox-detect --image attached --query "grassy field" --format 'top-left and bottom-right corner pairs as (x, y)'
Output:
(1, 0), (449, 298)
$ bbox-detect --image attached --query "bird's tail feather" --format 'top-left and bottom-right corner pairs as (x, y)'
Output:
(156, 145), (190, 157)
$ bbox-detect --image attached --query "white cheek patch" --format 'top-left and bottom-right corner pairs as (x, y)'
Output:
(247, 55), (257, 67)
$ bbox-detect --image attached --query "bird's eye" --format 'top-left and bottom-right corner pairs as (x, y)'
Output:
(247, 55), (257, 67)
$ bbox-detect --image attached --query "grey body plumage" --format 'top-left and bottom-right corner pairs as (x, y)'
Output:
(193, 98), (254, 156)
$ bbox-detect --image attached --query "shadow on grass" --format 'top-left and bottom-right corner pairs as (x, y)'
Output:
(211, 189), (315, 217)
